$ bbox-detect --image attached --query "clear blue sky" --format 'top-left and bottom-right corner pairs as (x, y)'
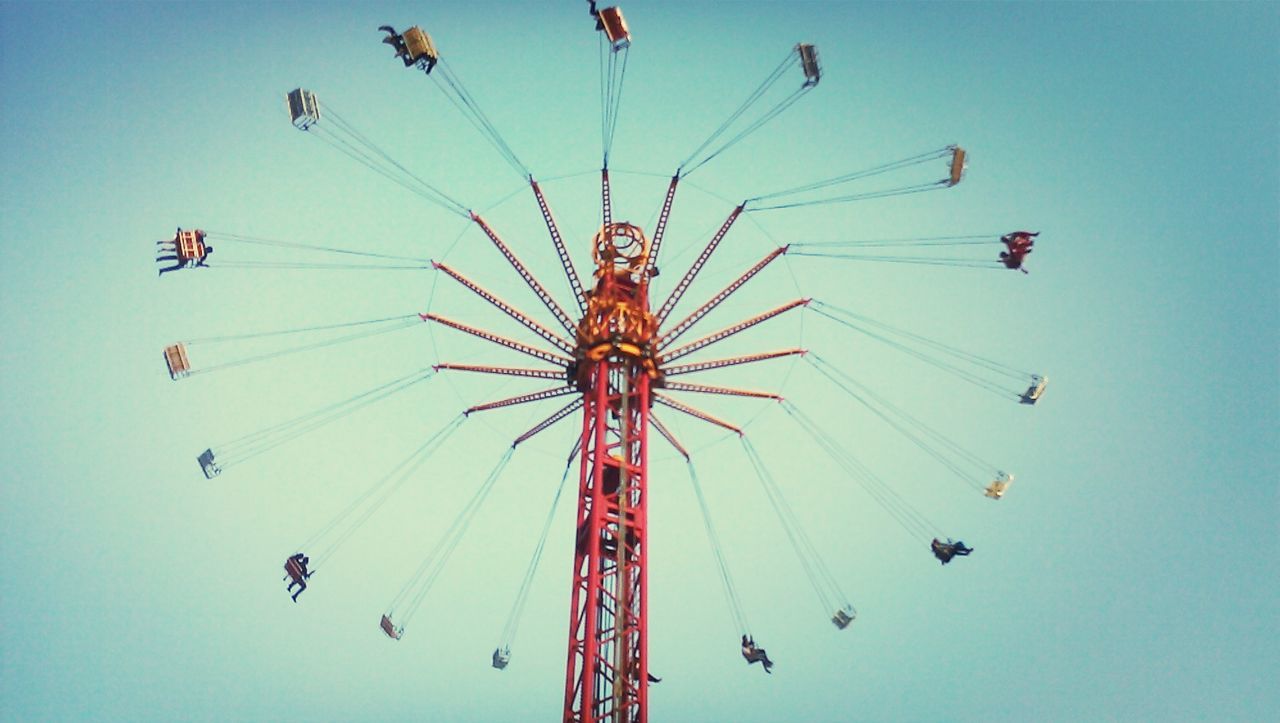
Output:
(2, 2), (1277, 721)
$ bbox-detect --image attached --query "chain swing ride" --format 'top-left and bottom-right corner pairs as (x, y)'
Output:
(158, 5), (1048, 722)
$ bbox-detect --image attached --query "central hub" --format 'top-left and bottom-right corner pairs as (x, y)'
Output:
(575, 223), (658, 381)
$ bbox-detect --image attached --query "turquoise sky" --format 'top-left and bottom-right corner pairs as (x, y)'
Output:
(2, 2), (1276, 721)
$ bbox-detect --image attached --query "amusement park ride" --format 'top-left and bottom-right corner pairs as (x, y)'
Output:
(159, 5), (1046, 722)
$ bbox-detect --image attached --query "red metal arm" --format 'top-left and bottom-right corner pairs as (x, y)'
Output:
(471, 212), (577, 335)
(663, 348), (806, 377)
(466, 385), (580, 416)
(433, 363), (569, 381)
(531, 178), (587, 316)
(420, 312), (571, 366)
(601, 168), (612, 227)
(648, 412), (690, 460)
(654, 204), (744, 326)
(660, 299), (809, 365)
(642, 174), (680, 281)
(512, 397), (585, 447)
(652, 393), (742, 436)
(658, 246), (788, 350)
(435, 261), (574, 354)
(660, 381), (782, 400)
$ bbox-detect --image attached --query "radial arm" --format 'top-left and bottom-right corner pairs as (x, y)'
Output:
(654, 204), (745, 325)
(470, 212), (577, 335)
(663, 348), (807, 377)
(465, 386), (580, 416)
(658, 246), (788, 350)
(434, 261), (574, 354)
(531, 178), (587, 316)
(642, 174), (680, 281)
(660, 381), (782, 400)
(512, 396), (585, 447)
(652, 392), (743, 436)
(433, 363), (569, 381)
(419, 313), (571, 366)
(660, 299), (809, 365)
(648, 412), (690, 461)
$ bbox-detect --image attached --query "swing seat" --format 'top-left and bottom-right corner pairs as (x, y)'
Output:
(948, 147), (967, 187)
(492, 646), (510, 669)
(175, 230), (207, 262)
(286, 88), (321, 130)
(1020, 375), (1048, 405)
(197, 448), (220, 478)
(797, 44), (821, 87)
(164, 343), (190, 380)
(598, 7), (631, 51)
(284, 557), (306, 583)
(381, 614), (404, 640)
(402, 27), (438, 68)
(985, 472), (1014, 500)
(831, 607), (856, 629)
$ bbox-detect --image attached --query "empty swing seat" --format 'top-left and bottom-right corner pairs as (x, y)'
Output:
(985, 472), (1014, 500)
(197, 448), (220, 478)
(797, 44), (821, 87)
(598, 7), (631, 51)
(948, 147), (967, 187)
(492, 646), (510, 669)
(286, 88), (321, 130)
(380, 614), (404, 640)
(1020, 375), (1048, 405)
(831, 606), (856, 629)
(164, 343), (190, 380)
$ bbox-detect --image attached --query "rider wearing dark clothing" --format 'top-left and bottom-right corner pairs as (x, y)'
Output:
(741, 634), (774, 674)
(286, 553), (313, 601)
(931, 538), (973, 565)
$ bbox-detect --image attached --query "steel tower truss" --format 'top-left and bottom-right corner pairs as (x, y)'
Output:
(427, 185), (796, 723)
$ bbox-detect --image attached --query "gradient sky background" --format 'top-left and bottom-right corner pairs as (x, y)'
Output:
(2, 2), (1277, 721)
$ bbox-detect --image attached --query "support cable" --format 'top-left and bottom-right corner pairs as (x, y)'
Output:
(790, 234), (996, 249)
(304, 414), (468, 567)
(498, 446), (579, 654)
(430, 61), (529, 179)
(209, 261), (432, 271)
(781, 402), (941, 543)
(309, 103), (471, 217)
(184, 314), (420, 346)
(686, 460), (751, 636)
(741, 436), (851, 619)
(600, 41), (631, 166)
(678, 48), (803, 177)
(809, 300), (1034, 400)
(209, 368), (435, 471)
(807, 354), (1002, 493)
(389, 447), (518, 631)
(206, 231), (433, 264)
(185, 317), (422, 377)
(785, 251), (997, 269)
(746, 146), (959, 211)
